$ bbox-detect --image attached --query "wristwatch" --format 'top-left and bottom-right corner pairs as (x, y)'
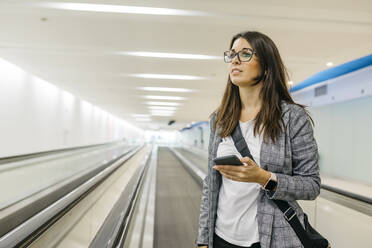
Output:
(263, 172), (277, 191)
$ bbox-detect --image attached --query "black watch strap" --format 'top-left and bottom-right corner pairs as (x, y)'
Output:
(264, 179), (277, 191)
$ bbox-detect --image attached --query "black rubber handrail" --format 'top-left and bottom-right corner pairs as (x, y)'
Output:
(0, 145), (143, 248)
(0, 139), (126, 164)
(174, 149), (372, 207)
(321, 184), (372, 205)
(89, 147), (152, 248)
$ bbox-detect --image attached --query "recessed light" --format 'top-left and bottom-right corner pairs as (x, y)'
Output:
(144, 95), (186, 100)
(146, 101), (182, 106)
(118, 51), (220, 60)
(326, 62), (333, 67)
(130, 74), (204, 80)
(138, 87), (194, 92)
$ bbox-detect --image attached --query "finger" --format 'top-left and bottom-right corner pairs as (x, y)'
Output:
(219, 170), (243, 178)
(220, 171), (229, 178)
(220, 172), (243, 182)
(240, 156), (252, 163)
(220, 172), (235, 180)
(215, 165), (245, 172)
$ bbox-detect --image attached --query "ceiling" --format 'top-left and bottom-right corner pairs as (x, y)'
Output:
(0, 0), (371, 130)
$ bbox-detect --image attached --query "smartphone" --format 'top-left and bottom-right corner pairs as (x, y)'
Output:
(213, 154), (243, 166)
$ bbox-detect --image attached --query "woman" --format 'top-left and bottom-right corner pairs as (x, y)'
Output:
(196, 31), (321, 248)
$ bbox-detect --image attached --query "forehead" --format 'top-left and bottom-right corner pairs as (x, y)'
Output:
(231, 38), (252, 50)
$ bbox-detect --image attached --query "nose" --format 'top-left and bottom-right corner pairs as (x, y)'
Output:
(231, 53), (240, 64)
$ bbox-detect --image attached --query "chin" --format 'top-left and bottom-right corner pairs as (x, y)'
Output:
(231, 79), (251, 87)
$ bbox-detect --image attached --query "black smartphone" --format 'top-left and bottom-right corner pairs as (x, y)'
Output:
(213, 154), (243, 166)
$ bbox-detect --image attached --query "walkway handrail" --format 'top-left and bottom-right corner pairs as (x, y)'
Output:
(0, 139), (127, 164)
(89, 145), (153, 248)
(171, 148), (372, 215)
(0, 145), (143, 248)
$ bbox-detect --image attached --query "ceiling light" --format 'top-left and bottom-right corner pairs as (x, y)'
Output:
(118, 51), (220, 60)
(138, 87), (194, 92)
(150, 110), (175, 114)
(145, 101), (182, 106)
(36, 2), (210, 16)
(150, 109), (175, 113)
(288, 81), (293, 85)
(150, 111), (175, 116)
(148, 106), (177, 111)
(144, 95), (186, 100)
(131, 74), (204, 80)
(151, 113), (174, 116)
(326, 62), (333, 67)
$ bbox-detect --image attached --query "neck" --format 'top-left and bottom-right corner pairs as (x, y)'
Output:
(238, 83), (262, 112)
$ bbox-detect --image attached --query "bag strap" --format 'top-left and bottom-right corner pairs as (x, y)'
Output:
(231, 124), (314, 247)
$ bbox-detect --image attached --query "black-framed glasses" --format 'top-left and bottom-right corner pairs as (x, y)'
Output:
(223, 48), (255, 63)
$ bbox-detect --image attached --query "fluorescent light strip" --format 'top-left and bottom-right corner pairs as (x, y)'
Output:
(150, 110), (175, 115)
(148, 106), (177, 110)
(144, 95), (186, 100)
(151, 113), (174, 116)
(36, 2), (211, 16)
(131, 74), (204, 80)
(119, 51), (220, 60)
(146, 101), (181, 106)
(150, 109), (175, 113)
(138, 87), (194, 93)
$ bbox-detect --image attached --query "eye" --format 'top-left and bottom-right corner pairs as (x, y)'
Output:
(241, 51), (252, 58)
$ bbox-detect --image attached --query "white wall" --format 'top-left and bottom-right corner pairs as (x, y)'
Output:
(292, 66), (372, 186)
(309, 95), (372, 185)
(0, 58), (144, 157)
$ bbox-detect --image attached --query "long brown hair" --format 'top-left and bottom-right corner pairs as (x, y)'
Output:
(213, 31), (313, 144)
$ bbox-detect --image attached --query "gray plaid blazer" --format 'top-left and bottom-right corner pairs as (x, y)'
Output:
(197, 101), (321, 248)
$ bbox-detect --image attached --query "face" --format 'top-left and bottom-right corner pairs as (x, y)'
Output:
(227, 38), (262, 87)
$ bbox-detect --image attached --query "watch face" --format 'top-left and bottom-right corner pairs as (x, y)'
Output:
(265, 180), (277, 191)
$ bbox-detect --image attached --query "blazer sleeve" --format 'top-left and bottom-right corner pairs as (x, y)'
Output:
(196, 114), (215, 246)
(266, 105), (321, 201)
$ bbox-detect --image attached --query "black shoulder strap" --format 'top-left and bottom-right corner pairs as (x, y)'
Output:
(231, 123), (314, 248)
(231, 124), (254, 161)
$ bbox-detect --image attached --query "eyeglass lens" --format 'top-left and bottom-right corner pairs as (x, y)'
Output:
(224, 49), (253, 63)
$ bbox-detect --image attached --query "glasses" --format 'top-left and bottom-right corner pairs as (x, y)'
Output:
(223, 48), (255, 63)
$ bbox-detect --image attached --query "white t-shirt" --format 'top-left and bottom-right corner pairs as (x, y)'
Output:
(215, 119), (263, 246)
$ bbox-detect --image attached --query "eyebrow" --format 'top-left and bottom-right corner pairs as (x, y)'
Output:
(231, 48), (250, 51)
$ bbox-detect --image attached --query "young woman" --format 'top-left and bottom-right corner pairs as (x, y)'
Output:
(196, 31), (321, 248)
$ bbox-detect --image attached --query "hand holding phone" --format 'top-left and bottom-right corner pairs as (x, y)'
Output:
(213, 154), (243, 166)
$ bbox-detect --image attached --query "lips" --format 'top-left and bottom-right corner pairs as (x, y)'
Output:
(231, 68), (242, 74)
